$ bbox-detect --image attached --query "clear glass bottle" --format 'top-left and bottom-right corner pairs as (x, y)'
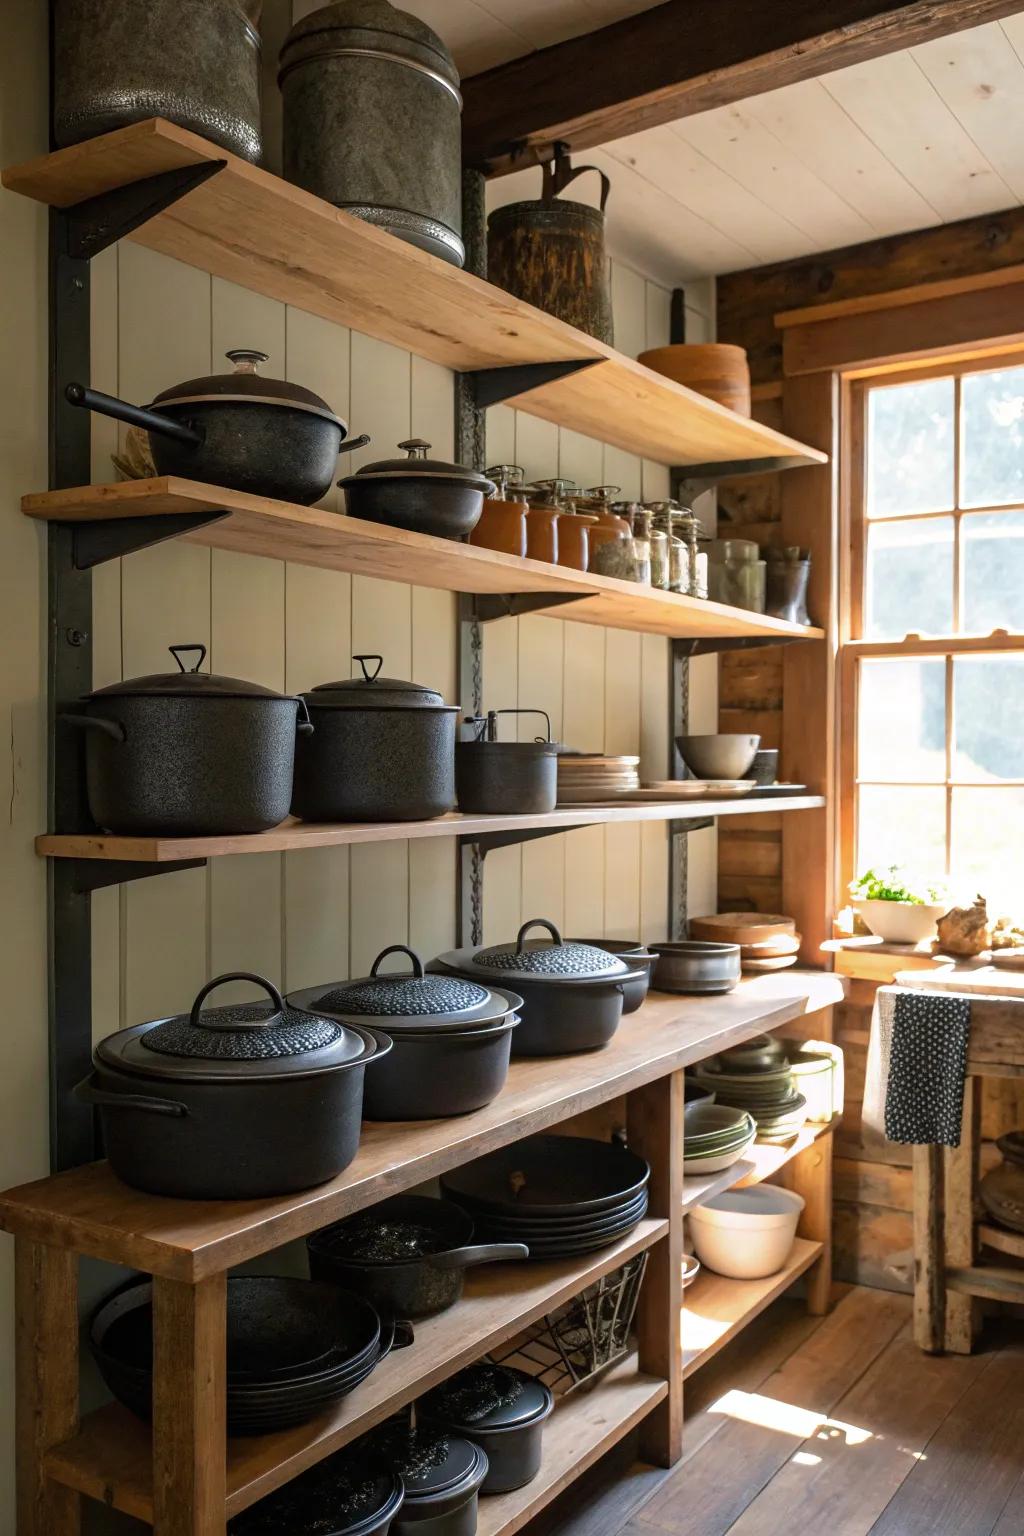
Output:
(626, 505), (653, 585)
(647, 501), (687, 593)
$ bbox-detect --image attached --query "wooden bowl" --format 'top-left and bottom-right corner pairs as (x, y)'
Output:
(637, 343), (751, 417)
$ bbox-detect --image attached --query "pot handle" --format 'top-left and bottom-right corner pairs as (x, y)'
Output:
(353, 654), (384, 683)
(189, 972), (286, 1032)
(296, 697), (314, 736)
(370, 945), (425, 980)
(169, 643), (207, 673)
(74, 1075), (189, 1118)
(62, 712), (126, 744)
(542, 144), (611, 211)
(336, 433), (371, 454)
(65, 383), (204, 447)
(481, 708), (552, 744)
(432, 1242), (530, 1271)
(516, 917), (563, 950)
(376, 1317), (415, 1359)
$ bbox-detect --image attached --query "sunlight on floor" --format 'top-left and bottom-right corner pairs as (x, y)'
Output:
(710, 1388), (874, 1449)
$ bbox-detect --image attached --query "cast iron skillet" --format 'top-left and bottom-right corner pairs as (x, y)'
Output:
(439, 1134), (650, 1217)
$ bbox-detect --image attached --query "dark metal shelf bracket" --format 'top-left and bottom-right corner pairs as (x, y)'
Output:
(468, 591), (589, 623)
(63, 160), (227, 261)
(465, 358), (600, 410)
(72, 509), (229, 569)
(68, 858), (206, 895)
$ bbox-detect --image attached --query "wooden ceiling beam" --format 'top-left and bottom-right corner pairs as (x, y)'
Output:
(464, 0), (1024, 175)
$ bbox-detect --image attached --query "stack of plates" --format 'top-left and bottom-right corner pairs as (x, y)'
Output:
(692, 1035), (808, 1145)
(683, 1102), (757, 1174)
(90, 1277), (394, 1435)
(441, 1135), (649, 1259)
(689, 912), (801, 973)
(557, 755), (640, 803)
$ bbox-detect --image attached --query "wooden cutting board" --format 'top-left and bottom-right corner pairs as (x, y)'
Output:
(689, 912), (796, 946)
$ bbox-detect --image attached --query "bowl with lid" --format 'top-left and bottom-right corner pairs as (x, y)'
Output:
(292, 653), (458, 822)
(290, 945), (521, 1119)
(339, 439), (495, 539)
(78, 971), (390, 1199)
(64, 641), (312, 836)
(432, 919), (647, 1055)
(419, 1364), (554, 1494)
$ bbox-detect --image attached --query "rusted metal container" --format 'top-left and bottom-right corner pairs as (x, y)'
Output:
(53, 0), (262, 162)
(487, 148), (613, 343)
(278, 0), (464, 267)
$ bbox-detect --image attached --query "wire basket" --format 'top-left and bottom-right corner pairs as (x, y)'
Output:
(488, 1250), (648, 1396)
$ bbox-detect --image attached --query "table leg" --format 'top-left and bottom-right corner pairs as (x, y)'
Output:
(152, 1273), (227, 1535)
(912, 1143), (944, 1352)
(15, 1239), (80, 1536)
(627, 1069), (683, 1468)
(780, 1131), (833, 1315)
(945, 1077), (981, 1355)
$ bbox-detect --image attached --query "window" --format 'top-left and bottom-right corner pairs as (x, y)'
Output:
(843, 357), (1024, 915)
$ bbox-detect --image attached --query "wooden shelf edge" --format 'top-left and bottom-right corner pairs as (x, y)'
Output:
(680, 1237), (824, 1379)
(44, 1221), (668, 1521)
(682, 1118), (837, 1212)
(35, 798), (828, 865)
(476, 1358), (668, 1536)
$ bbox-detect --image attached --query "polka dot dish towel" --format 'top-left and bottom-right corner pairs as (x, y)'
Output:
(884, 988), (972, 1147)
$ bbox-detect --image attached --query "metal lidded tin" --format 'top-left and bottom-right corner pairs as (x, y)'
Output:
(279, 0), (464, 267)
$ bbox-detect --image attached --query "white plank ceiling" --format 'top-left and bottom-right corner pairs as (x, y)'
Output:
(392, 2), (1024, 287)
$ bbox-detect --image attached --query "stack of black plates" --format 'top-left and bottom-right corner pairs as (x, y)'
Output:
(90, 1277), (399, 1435)
(440, 1135), (650, 1259)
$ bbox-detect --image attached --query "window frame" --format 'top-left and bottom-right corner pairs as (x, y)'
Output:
(838, 353), (1024, 900)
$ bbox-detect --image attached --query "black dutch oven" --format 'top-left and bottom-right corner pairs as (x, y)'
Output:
(568, 937), (656, 1013)
(231, 1459), (403, 1536)
(456, 709), (559, 816)
(289, 945), (521, 1119)
(419, 1365), (554, 1494)
(78, 971), (390, 1199)
(339, 439), (495, 539)
(307, 1194), (527, 1319)
(432, 919), (646, 1056)
(292, 655), (458, 822)
(63, 642), (311, 836)
(389, 1433), (489, 1536)
(66, 348), (369, 504)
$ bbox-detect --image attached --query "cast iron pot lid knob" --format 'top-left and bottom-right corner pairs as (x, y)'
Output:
(471, 919), (623, 978)
(421, 1362), (551, 1429)
(142, 972), (343, 1060)
(305, 654), (452, 710)
(321, 945), (491, 1018)
(86, 642), (300, 701)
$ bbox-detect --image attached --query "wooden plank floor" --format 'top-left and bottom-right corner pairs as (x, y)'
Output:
(536, 1287), (1024, 1536)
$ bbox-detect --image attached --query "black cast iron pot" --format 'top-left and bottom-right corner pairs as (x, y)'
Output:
(432, 920), (646, 1056)
(290, 945), (522, 1119)
(77, 972), (391, 1199)
(419, 1365), (554, 1494)
(63, 642), (312, 836)
(389, 1435), (488, 1536)
(292, 655), (458, 822)
(339, 439), (495, 539)
(568, 937), (656, 1013)
(65, 348), (369, 504)
(308, 1194), (528, 1319)
(456, 708), (558, 815)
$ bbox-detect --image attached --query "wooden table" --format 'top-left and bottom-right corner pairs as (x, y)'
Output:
(897, 968), (1024, 1354)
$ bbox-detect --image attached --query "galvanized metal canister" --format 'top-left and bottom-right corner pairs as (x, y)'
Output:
(488, 149), (613, 343)
(278, 0), (464, 267)
(53, 0), (262, 162)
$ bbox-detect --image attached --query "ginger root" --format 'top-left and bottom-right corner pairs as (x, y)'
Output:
(935, 896), (991, 957)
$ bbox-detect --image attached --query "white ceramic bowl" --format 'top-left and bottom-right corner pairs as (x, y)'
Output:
(688, 1186), (805, 1279)
(676, 733), (760, 780)
(852, 898), (947, 944)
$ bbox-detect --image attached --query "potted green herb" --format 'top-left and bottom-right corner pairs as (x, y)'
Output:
(849, 867), (949, 944)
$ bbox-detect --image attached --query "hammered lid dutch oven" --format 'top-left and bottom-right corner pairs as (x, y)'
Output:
(437, 919), (633, 984)
(86, 643), (300, 702)
(279, 1), (461, 96)
(420, 1363), (553, 1431)
(96, 972), (387, 1082)
(304, 653), (457, 711)
(364, 1424), (487, 1506)
(338, 440), (495, 495)
(289, 945), (521, 1035)
(152, 348), (346, 427)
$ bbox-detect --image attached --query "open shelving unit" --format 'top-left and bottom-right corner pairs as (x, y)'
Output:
(681, 1238), (825, 1378)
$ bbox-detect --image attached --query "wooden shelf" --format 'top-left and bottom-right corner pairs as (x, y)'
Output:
(475, 1357), (667, 1536)
(681, 1159), (757, 1214)
(36, 797), (827, 866)
(977, 1222), (1024, 1260)
(43, 1222), (667, 1522)
(681, 1117), (837, 1211)
(23, 478), (826, 643)
(2, 119), (828, 471)
(681, 1237), (824, 1379)
(0, 972), (844, 1281)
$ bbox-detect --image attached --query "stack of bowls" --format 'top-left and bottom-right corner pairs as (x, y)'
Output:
(441, 1135), (650, 1259)
(683, 1102), (757, 1175)
(91, 1277), (400, 1435)
(692, 1035), (808, 1145)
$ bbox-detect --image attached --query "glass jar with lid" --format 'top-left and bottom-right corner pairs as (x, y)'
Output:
(623, 504), (652, 585)
(647, 501), (688, 593)
(533, 479), (592, 571)
(675, 505), (709, 599)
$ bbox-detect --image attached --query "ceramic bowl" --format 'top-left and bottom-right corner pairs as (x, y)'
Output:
(676, 733), (760, 780)
(852, 898), (947, 944)
(689, 1186), (804, 1278)
(717, 1034), (788, 1073)
(744, 749), (779, 785)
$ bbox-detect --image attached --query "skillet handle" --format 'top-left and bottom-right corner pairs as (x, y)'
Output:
(65, 382), (203, 447)
(62, 712), (126, 744)
(432, 1242), (530, 1270)
(74, 1075), (189, 1118)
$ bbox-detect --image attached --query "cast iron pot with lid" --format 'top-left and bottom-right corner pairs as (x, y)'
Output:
(339, 440), (495, 539)
(229, 1448), (404, 1536)
(292, 654), (458, 822)
(456, 708), (559, 816)
(419, 1364), (554, 1494)
(78, 971), (390, 1199)
(388, 1433), (488, 1536)
(65, 349), (369, 504)
(568, 937), (656, 1014)
(290, 945), (521, 1118)
(308, 1193), (528, 1319)
(63, 642), (312, 836)
(432, 919), (646, 1056)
